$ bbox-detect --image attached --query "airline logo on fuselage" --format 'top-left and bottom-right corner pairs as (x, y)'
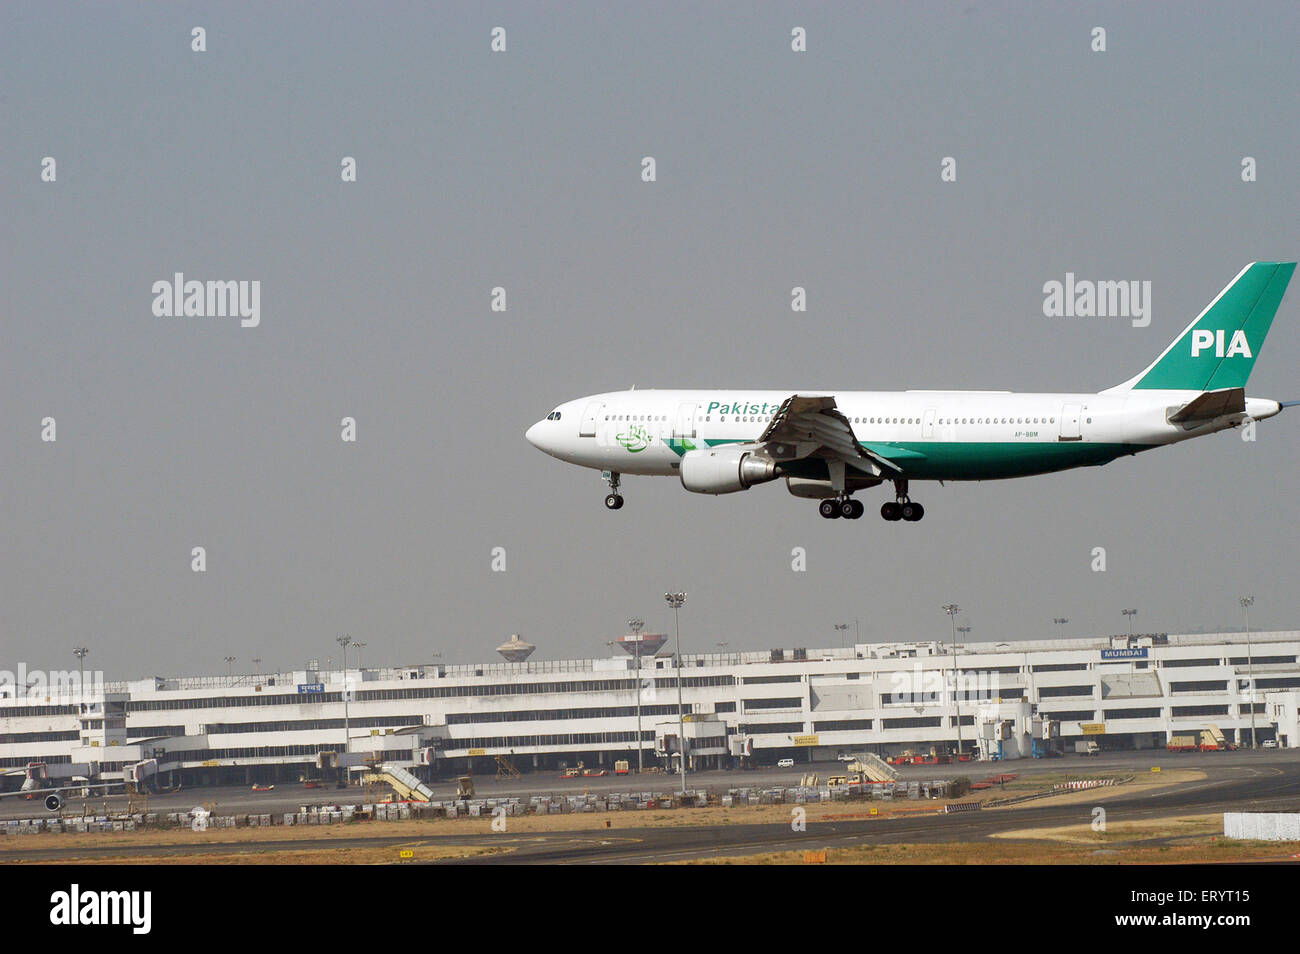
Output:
(616, 424), (653, 452)
(1191, 329), (1251, 358)
(705, 400), (778, 415)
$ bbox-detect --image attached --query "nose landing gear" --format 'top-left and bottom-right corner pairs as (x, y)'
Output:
(603, 471), (624, 510)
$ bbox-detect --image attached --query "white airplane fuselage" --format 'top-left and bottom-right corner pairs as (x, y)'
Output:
(527, 387), (1280, 482)
(525, 263), (1294, 517)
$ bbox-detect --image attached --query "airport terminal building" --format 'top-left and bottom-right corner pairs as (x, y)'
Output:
(3, 629), (1299, 788)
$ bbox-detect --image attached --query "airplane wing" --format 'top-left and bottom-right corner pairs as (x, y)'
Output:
(0, 782), (125, 799)
(1167, 387), (1246, 426)
(758, 394), (904, 477)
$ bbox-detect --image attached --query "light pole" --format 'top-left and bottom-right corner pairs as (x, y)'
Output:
(1240, 597), (1256, 749)
(1053, 617), (1069, 636)
(252, 657), (262, 675)
(224, 656), (236, 679)
(1122, 608), (1137, 637)
(943, 604), (962, 755)
(665, 592), (687, 794)
(834, 620), (860, 650)
(629, 617), (645, 774)
(72, 647), (89, 714)
(353, 642), (367, 673)
(336, 636), (352, 766)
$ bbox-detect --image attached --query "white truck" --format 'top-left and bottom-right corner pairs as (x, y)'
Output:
(1074, 740), (1100, 756)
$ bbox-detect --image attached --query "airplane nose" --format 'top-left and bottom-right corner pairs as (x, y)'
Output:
(525, 421), (544, 449)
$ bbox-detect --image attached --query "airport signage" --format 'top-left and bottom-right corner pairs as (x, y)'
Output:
(1101, 648), (1148, 660)
(468, 748), (486, 757)
(297, 683), (326, 694)
(792, 735), (820, 747)
(1081, 723), (1106, 736)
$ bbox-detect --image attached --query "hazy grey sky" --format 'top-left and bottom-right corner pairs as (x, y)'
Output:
(3, 2), (1297, 679)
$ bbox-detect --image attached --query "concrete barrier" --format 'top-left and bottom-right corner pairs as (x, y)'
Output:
(1223, 813), (1300, 841)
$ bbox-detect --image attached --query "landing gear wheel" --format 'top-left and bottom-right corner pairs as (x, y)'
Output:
(848, 499), (865, 520)
(602, 471), (623, 510)
(907, 502), (924, 521)
(881, 501), (902, 521)
(901, 501), (920, 521)
(819, 499), (840, 519)
(839, 498), (858, 519)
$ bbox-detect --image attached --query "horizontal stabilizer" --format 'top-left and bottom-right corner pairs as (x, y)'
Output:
(1167, 387), (1245, 425)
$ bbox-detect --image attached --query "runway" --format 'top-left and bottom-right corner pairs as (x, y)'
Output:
(6, 748), (1288, 821)
(444, 758), (1300, 864)
(3, 751), (1298, 864)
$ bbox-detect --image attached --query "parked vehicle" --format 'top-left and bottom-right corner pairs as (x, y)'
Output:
(1074, 740), (1100, 756)
(777, 758), (795, 768)
(1262, 740), (1278, 749)
(1169, 725), (1236, 752)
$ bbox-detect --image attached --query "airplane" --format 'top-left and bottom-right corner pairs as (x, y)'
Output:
(526, 262), (1295, 521)
(1, 771), (126, 812)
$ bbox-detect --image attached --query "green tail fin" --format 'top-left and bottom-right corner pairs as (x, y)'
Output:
(1112, 262), (1295, 391)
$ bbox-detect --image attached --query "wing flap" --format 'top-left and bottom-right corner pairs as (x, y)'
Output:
(757, 393), (907, 476)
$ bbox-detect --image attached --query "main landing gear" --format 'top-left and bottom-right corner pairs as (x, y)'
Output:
(818, 497), (865, 520)
(818, 480), (925, 522)
(880, 479), (924, 522)
(603, 471), (624, 510)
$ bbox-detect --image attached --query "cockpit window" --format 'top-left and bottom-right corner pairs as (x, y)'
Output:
(546, 411), (561, 421)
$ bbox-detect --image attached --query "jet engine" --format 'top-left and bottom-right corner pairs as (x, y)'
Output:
(679, 447), (780, 495)
(45, 792), (62, 812)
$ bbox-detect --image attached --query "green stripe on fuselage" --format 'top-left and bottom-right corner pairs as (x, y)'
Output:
(860, 441), (1146, 480)
(663, 437), (1151, 480)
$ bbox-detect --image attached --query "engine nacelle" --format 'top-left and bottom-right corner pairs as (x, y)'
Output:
(45, 792), (62, 812)
(680, 447), (780, 495)
(785, 476), (883, 499)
